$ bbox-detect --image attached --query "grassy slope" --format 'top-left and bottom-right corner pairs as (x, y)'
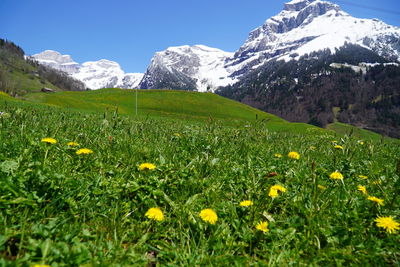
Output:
(327, 122), (383, 141)
(24, 88), (325, 134)
(0, 51), (59, 95)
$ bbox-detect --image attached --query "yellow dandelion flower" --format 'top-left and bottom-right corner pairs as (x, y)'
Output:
(274, 153), (283, 158)
(358, 175), (368, 179)
(31, 265), (51, 267)
(76, 148), (93, 155)
(145, 207), (164, 221)
(334, 145), (344, 150)
(269, 185), (286, 198)
(288, 151), (300, 160)
(139, 163), (156, 171)
(329, 171), (344, 180)
(41, 137), (57, 144)
(331, 140), (338, 144)
(375, 216), (400, 234)
(357, 140), (365, 145)
(255, 221), (269, 232)
(271, 185), (287, 193)
(368, 196), (384, 206)
(357, 185), (368, 195)
(67, 141), (79, 147)
(318, 185), (327, 190)
(199, 209), (218, 224)
(268, 188), (279, 198)
(239, 200), (253, 207)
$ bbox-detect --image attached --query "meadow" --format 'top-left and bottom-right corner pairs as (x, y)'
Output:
(0, 90), (399, 266)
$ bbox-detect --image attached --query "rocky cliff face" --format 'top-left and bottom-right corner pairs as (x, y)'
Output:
(139, 45), (234, 91)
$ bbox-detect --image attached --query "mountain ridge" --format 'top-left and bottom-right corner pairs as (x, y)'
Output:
(31, 50), (143, 90)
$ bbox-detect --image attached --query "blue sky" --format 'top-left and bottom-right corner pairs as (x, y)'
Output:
(1, 0), (399, 73)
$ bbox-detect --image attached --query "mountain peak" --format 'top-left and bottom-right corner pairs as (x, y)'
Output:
(283, 0), (339, 12)
(33, 50), (76, 65)
(284, 0), (317, 11)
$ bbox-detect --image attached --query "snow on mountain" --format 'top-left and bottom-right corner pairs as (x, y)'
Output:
(32, 50), (80, 74)
(140, 45), (234, 92)
(120, 73), (144, 89)
(227, 0), (400, 79)
(141, 0), (400, 91)
(32, 51), (143, 89)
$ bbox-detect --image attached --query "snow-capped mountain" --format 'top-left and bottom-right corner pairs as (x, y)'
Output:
(139, 45), (234, 92)
(32, 50), (80, 74)
(227, 0), (400, 78)
(32, 50), (143, 89)
(140, 0), (400, 91)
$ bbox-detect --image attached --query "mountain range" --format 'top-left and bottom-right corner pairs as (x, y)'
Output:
(31, 50), (143, 89)
(32, 0), (400, 92)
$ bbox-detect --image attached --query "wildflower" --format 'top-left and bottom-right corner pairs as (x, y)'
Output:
(318, 185), (327, 190)
(357, 185), (367, 195)
(239, 200), (253, 207)
(272, 185), (286, 193)
(139, 163), (156, 171)
(67, 141), (79, 147)
(334, 145), (344, 150)
(256, 221), (269, 232)
(288, 151), (300, 160)
(199, 209), (218, 224)
(375, 216), (400, 234)
(329, 171), (344, 180)
(41, 137), (57, 144)
(145, 207), (164, 221)
(368, 196), (384, 206)
(31, 265), (51, 267)
(331, 140), (338, 144)
(358, 175), (368, 179)
(76, 148), (93, 155)
(274, 153), (283, 158)
(357, 140), (365, 145)
(269, 185), (286, 198)
(268, 188), (279, 198)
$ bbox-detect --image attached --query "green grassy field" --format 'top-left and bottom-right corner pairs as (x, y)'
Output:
(0, 90), (399, 266)
(23, 88), (387, 139)
(24, 88), (282, 121)
(23, 88), (331, 134)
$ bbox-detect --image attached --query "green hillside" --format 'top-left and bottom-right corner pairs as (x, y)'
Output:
(327, 122), (383, 141)
(24, 88), (279, 120)
(0, 44), (60, 95)
(24, 88), (328, 133)
(0, 39), (85, 96)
